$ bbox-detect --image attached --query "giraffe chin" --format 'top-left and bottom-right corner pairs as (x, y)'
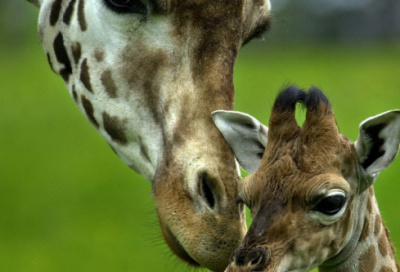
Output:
(161, 225), (200, 267)
(156, 206), (245, 272)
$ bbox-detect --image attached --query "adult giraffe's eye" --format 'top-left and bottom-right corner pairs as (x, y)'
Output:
(313, 193), (346, 216)
(104, 0), (147, 15)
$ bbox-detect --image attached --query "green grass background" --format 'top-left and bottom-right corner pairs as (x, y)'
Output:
(1, 8), (400, 272)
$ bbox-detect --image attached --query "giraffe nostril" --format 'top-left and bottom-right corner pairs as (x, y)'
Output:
(250, 252), (261, 265)
(233, 247), (269, 271)
(199, 172), (216, 209)
(189, 168), (227, 213)
(196, 171), (224, 210)
(246, 248), (269, 270)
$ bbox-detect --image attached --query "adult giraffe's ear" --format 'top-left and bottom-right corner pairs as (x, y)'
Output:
(212, 110), (268, 173)
(355, 110), (400, 180)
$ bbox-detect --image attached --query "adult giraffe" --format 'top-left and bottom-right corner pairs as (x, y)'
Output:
(213, 86), (400, 271)
(24, 0), (271, 271)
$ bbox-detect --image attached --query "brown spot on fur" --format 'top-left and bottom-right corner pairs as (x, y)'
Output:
(120, 45), (169, 124)
(77, 0), (87, 31)
(378, 232), (389, 257)
(359, 216), (370, 242)
(94, 49), (104, 62)
(71, 42), (82, 65)
(50, 0), (63, 26)
(102, 112), (128, 145)
(63, 0), (77, 25)
(80, 59), (93, 93)
(81, 95), (99, 128)
(359, 246), (377, 271)
(383, 226), (397, 259)
(375, 215), (382, 236)
(101, 70), (118, 98)
(53, 32), (72, 82)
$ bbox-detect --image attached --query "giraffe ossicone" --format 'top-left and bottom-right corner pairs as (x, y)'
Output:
(213, 86), (400, 272)
(25, 0), (272, 271)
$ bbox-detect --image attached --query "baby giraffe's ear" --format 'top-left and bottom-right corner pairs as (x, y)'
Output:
(355, 110), (400, 183)
(212, 110), (268, 173)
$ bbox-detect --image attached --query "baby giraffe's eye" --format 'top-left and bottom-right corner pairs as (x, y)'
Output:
(313, 193), (346, 216)
(104, 0), (147, 15)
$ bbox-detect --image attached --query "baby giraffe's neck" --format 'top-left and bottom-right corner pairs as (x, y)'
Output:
(320, 188), (399, 272)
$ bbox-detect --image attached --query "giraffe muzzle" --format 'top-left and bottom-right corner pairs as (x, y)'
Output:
(227, 247), (269, 272)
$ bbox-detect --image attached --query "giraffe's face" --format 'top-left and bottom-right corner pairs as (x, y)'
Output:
(230, 158), (361, 272)
(36, 0), (271, 270)
(223, 87), (378, 272)
(228, 141), (361, 271)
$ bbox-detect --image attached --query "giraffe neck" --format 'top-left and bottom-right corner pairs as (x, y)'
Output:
(319, 188), (399, 272)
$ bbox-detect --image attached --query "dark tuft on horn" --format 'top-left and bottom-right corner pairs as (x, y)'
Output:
(268, 86), (306, 141)
(273, 85), (306, 112)
(305, 86), (331, 111)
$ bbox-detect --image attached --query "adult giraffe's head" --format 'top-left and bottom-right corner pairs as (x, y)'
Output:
(214, 86), (400, 272)
(26, 0), (271, 270)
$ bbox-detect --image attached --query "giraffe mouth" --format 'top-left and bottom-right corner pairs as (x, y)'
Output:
(164, 226), (200, 267)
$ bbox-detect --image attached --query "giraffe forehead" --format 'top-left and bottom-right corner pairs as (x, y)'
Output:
(264, 134), (350, 178)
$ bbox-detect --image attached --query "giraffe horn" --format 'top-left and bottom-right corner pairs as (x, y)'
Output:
(301, 86), (338, 146)
(268, 85), (306, 142)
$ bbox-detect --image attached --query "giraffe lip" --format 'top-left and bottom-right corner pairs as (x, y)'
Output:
(165, 226), (200, 267)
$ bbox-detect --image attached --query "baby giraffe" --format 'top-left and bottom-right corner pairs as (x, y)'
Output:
(213, 86), (400, 272)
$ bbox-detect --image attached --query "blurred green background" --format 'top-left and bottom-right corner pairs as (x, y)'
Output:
(1, 1), (399, 271)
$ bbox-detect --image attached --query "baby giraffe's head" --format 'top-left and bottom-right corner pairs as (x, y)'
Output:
(213, 86), (400, 272)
